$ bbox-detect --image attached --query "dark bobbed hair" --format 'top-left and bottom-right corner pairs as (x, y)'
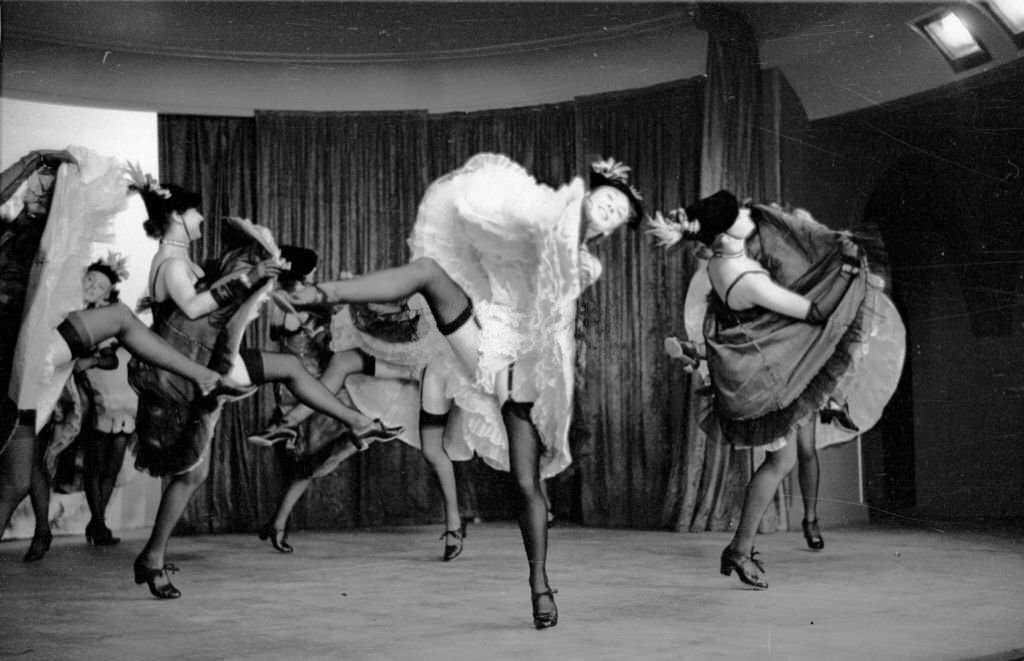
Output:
(138, 184), (203, 238)
(278, 245), (319, 286)
(686, 190), (740, 245)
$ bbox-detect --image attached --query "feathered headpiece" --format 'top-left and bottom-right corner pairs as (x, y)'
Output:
(124, 161), (201, 228)
(86, 251), (130, 285)
(646, 190), (741, 248)
(124, 161), (170, 200)
(589, 157), (644, 224)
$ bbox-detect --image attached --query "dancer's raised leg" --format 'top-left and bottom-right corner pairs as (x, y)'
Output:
(59, 304), (238, 395)
(253, 352), (401, 444)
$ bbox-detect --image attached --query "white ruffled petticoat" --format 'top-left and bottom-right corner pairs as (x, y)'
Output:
(9, 147), (127, 432)
(407, 153), (592, 478)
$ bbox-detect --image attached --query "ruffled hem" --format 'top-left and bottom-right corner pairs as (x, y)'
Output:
(709, 293), (871, 448)
(405, 154), (587, 477)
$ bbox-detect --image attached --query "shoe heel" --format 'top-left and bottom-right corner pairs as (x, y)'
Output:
(720, 559), (733, 576)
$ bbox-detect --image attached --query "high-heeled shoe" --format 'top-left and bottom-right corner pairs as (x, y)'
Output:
(85, 520), (121, 546)
(22, 530), (53, 563)
(531, 588), (559, 630)
(258, 523), (293, 553)
(820, 399), (859, 433)
(247, 421), (300, 447)
(198, 375), (258, 406)
(133, 558), (181, 599)
(720, 546), (769, 589)
(351, 419), (403, 450)
(440, 520), (468, 561)
(802, 518), (825, 550)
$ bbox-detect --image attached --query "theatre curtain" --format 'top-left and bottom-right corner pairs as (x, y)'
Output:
(157, 66), (784, 533)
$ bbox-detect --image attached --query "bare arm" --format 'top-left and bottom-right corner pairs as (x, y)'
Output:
(161, 259), (222, 320)
(732, 272), (813, 320)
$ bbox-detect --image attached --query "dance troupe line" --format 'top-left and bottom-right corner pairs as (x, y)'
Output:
(0, 147), (903, 629)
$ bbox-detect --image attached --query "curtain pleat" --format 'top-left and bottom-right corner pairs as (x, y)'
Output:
(573, 81), (704, 528)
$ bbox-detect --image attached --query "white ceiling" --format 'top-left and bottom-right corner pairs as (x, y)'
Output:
(2, 2), (1023, 118)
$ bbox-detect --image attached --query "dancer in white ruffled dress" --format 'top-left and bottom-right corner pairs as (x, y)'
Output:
(286, 153), (644, 629)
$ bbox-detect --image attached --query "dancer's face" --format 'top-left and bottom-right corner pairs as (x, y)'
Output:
(173, 207), (205, 240)
(82, 270), (114, 305)
(583, 186), (632, 240)
(723, 208), (754, 241)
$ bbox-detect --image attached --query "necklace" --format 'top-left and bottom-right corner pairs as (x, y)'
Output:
(159, 238), (190, 249)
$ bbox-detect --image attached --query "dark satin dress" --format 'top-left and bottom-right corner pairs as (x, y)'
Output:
(703, 205), (872, 448)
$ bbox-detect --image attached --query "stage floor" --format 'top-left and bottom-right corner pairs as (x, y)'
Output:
(1, 521), (1022, 661)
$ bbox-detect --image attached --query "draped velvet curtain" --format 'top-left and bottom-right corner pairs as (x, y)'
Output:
(676, 5), (788, 533)
(572, 82), (703, 527)
(156, 68), (784, 533)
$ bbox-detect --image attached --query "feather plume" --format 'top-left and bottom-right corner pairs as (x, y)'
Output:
(645, 210), (685, 248)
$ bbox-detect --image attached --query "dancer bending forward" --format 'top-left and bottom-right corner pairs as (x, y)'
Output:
(650, 191), (903, 589)
(251, 254), (473, 560)
(287, 153), (644, 629)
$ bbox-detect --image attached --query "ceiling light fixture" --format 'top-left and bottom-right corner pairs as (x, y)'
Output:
(980, 0), (1024, 48)
(914, 8), (992, 72)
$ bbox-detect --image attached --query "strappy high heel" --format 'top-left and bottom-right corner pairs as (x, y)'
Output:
(720, 546), (769, 589)
(820, 398), (859, 433)
(198, 375), (257, 406)
(133, 558), (181, 599)
(351, 419), (403, 450)
(23, 530), (53, 563)
(258, 523), (294, 553)
(440, 520), (468, 561)
(531, 588), (559, 630)
(85, 520), (121, 546)
(802, 518), (825, 550)
(247, 421), (300, 447)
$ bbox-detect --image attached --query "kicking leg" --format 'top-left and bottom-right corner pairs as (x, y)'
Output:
(251, 351), (402, 446)
(58, 304), (241, 396)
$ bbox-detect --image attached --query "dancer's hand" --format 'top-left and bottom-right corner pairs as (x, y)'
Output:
(93, 345), (120, 370)
(286, 285), (324, 308)
(246, 258), (283, 285)
(34, 149), (78, 169)
(664, 336), (701, 371)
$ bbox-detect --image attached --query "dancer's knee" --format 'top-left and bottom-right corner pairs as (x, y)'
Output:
(180, 461), (210, 487)
(409, 257), (444, 284)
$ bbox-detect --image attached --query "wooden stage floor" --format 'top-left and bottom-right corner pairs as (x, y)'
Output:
(1, 521), (1022, 660)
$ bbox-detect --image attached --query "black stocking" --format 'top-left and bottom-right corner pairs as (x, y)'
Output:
(502, 400), (550, 596)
